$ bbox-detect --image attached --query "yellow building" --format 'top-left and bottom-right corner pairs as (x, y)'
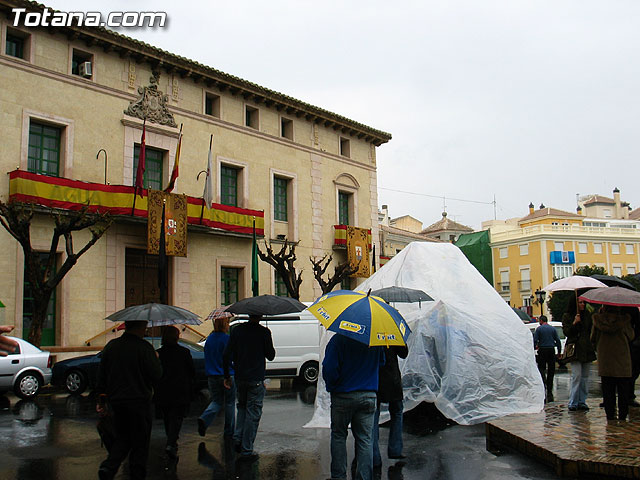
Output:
(485, 196), (640, 318)
(0, 0), (390, 353)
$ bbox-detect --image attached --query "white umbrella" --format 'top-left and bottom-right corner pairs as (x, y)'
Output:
(543, 276), (607, 292)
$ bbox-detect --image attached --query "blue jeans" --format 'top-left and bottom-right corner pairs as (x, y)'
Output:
(330, 391), (377, 480)
(569, 361), (591, 408)
(372, 399), (403, 467)
(235, 380), (266, 456)
(200, 376), (236, 436)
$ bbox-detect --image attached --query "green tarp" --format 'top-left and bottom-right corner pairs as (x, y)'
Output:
(455, 230), (493, 285)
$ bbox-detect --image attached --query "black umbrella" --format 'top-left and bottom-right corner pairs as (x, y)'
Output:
(224, 295), (306, 316)
(511, 307), (533, 323)
(590, 274), (637, 291)
(370, 286), (434, 305)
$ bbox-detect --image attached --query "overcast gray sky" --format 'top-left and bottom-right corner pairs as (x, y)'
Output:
(46, 0), (640, 230)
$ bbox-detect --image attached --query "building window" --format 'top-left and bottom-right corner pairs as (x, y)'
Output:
(134, 145), (164, 190)
(5, 28), (29, 59)
(220, 165), (238, 207)
(23, 253), (56, 346)
(552, 264), (573, 280)
(611, 243), (620, 255)
(519, 244), (529, 256)
(603, 208), (612, 218)
(221, 267), (240, 306)
(274, 177), (288, 221)
(340, 277), (351, 290)
(339, 137), (351, 158)
(274, 271), (288, 297)
(245, 105), (259, 129)
(578, 242), (588, 254)
(594, 243), (603, 254)
(499, 247), (507, 259)
(281, 118), (293, 140)
(71, 48), (93, 79)
(205, 92), (220, 117)
(554, 242), (564, 251)
(338, 191), (350, 225)
(626, 244), (634, 255)
(28, 122), (61, 176)
(613, 266), (622, 277)
(499, 271), (510, 292)
(518, 268), (531, 291)
(628, 265), (637, 275)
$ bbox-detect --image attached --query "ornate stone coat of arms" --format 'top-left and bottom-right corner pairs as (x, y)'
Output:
(124, 71), (177, 127)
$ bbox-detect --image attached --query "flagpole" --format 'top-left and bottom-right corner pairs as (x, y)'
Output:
(158, 198), (168, 305)
(200, 134), (213, 225)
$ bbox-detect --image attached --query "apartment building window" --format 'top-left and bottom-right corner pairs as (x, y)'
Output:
(613, 266), (622, 277)
(519, 244), (529, 256)
(71, 48), (93, 79)
(554, 242), (564, 251)
(611, 243), (620, 255)
(281, 118), (293, 140)
(134, 145), (164, 191)
(552, 264), (573, 280)
(23, 253), (57, 346)
(220, 267), (240, 306)
(245, 105), (259, 129)
(628, 265), (637, 275)
(220, 165), (238, 207)
(594, 243), (603, 254)
(341, 277), (351, 290)
(205, 92), (220, 117)
(274, 271), (288, 297)
(28, 122), (61, 176)
(273, 177), (288, 221)
(519, 268), (531, 291)
(578, 242), (588, 254)
(338, 192), (350, 225)
(339, 137), (351, 158)
(499, 271), (510, 292)
(626, 244), (634, 255)
(499, 247), (507, 259)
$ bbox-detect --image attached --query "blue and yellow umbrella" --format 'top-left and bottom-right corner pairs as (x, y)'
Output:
(307, 290), (411, 347)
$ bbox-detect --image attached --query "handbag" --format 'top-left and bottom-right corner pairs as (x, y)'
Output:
(559, 342), (577, 363)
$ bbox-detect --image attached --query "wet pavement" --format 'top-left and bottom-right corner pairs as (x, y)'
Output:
(0, 369), (612, 479)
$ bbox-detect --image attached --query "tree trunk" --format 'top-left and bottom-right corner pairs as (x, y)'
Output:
(27, 290), (52, 346)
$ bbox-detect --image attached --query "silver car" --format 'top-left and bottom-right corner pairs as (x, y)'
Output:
(0, 337), (52, 399)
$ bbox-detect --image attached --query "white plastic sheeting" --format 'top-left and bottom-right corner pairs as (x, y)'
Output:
(305, 242), (544, 428)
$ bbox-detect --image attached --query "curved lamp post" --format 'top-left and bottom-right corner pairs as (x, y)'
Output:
(534, 288), (546, 317)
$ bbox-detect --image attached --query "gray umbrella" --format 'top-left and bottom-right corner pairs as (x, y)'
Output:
(105, 303), (202, 326)
(370, 286), (434, 305)
(225, 295), (306, 316)
(590, 274), (637, 291)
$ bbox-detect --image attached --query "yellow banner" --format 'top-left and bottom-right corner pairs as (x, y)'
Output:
(347, 226), (370, 278)
(147, 190), (188, 257)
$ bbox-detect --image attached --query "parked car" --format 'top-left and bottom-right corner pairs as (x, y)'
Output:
(52, 337), (206, 395)
(526, 321), (566, 353)
(0, 337), (52, 399)
(206, 311), (320, 384)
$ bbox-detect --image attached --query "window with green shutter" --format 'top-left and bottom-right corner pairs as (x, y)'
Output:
(6, 33), (24, 59)
(23, 253), (56, 346)
(338, 192), (350, 225)
(221, 165), (238, 207)
(28, 122), (61, 177)
(274, 177), (288, 221)
(221, 267), (240, 305)
(133, 145), (164, 191)
(275, 271), (288, 297)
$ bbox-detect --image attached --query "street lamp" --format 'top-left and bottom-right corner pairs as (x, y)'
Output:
(534, 288), (546, 317)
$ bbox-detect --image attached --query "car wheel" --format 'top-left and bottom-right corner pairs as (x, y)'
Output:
(65, 370), (87, 395)
(299, 361), (319, 384)
(14, 371), (42, 400)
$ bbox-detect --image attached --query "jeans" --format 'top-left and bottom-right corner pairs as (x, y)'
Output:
(200, 376), (236, 436)
(537, 348), (557, 398)
(330, 391), (377, 480)
(235, 379), (266, 456)
(569, 361), (591, 408)
(372, 399), (403, 467)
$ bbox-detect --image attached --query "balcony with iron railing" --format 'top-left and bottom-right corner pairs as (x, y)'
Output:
(498, 282), (511, 293)
(518, 279), (531, 291)
(490, 223), (640, 243)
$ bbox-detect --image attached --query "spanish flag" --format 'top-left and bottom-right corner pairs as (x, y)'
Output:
(165, 124), (182, 193)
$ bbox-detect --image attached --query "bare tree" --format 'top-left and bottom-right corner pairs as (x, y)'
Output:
(0, 201), (112, 346)
(310, 254), (357, 294)
(257, 239), (302, 300)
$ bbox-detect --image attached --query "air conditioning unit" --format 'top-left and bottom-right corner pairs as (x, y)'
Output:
(78, 61), (92, 78)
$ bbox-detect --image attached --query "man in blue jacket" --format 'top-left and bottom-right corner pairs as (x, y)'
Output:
(534, 315), (562, 402)
(323, 334), (384, 480)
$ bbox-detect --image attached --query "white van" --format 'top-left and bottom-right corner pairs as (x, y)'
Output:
(211, 311), (321, 384)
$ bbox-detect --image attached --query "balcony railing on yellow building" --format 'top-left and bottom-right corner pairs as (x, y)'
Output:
(8, 170), (264, 236)
(518, 280), (531, 291)
(498, 282), (511, 292)
(491, 223), (640, 242)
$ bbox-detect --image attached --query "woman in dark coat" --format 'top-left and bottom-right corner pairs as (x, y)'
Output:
(591, 306), (634, 420)
(372, 345), (408, 468)
(562, 293), (597, 412)
(155, 326), (195, 460)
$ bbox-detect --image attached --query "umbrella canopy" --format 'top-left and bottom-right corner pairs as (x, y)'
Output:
(205, 308), (234, 322)
(511, 307), (534, 323)
(307, 290), (411, 347)
(224, 295), (306, 316)
(106, 303), (202, 327)
(543, 276), (607, 292)
(579, 286), (640, 307)
(369, 286), (433, 304)
(590, 274), (637, 291)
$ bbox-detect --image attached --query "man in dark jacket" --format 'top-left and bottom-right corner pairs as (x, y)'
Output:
(323, 334), (384, 480)
(96, 321), (162, 480)
(534, 315), (562, 402)
(372, 345), (408, 468)
(223, 315), (275, 459)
